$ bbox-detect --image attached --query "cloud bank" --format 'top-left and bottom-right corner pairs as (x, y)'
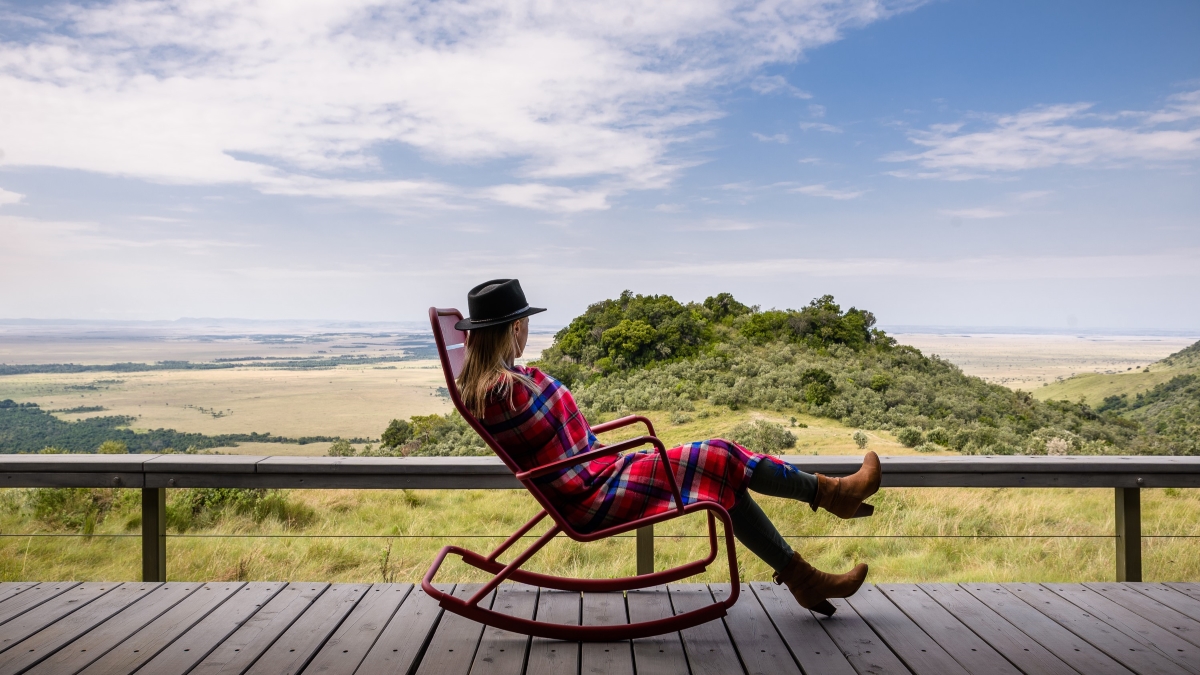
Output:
(0, 0), (916, 212)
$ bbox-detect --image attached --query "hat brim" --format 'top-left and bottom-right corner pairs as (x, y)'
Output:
(453, 306), (546, 331)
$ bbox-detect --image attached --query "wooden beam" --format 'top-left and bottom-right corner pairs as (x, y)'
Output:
(636, 525), (654, 575)
(1115, 487), (1141, 582)
(142, 488), (166, 583)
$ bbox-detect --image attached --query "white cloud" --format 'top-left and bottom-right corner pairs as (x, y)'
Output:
(888, 91), (1200, 178)
(0, 0), (915, 212)
(799, 121), (843, 133)
(0, 188), (24, 206)
(792, 184), (864, 200)
(749, 75), (812, 99)
(1010, 190), (1053, 201)
(939, 207), (1007, 219)
(808, 104), (826, 118)
(752, 132), (789, 143)
(676, 219), (757, 232)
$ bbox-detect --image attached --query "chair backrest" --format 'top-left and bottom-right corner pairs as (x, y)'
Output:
(428, 307), (594, 540)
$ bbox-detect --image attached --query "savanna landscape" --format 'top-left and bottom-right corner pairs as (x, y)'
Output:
(2, 293), (1197, 585)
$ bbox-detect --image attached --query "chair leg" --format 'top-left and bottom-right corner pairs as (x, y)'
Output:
(467, 524), (560, 607)
(486, 510), (548, 563)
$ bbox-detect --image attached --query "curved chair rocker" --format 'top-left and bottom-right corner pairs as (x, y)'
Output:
(421, 307), (742, 641)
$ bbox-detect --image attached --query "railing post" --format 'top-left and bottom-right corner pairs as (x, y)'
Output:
(636, 524), (654, 575)
(142, 488), (166, 582)
(1115, 487), (1141, 582)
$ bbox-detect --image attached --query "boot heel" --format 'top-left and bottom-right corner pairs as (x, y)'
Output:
(853, 503), (874, 518)
(810, 600), (837, 617)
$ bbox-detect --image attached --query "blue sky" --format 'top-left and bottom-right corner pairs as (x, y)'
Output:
(0, 0), (1197, 330)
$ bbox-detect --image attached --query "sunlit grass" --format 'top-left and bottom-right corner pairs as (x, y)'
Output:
(2, 485), (1197, 584)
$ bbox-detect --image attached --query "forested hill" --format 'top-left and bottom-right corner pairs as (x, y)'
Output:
(533, 291), (1178, 456)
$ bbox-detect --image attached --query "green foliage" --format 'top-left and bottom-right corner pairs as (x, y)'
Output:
(168, 488), (314, 531)
(1122, 373), (1200, 455)
(381, 418), (412, 448)
(24, 487), (137, 532)
(327, 439), (355, 457)
(729, 420), (797, 454)
(853, 430), (868, 449)
(536, 291), (1143, 456)
(896, 427), (924, 448)
(363, 412), (488, 457)
(97, 440), (127, 454)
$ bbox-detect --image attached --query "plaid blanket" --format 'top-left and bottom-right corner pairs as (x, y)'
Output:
(481, 366), (763, 533)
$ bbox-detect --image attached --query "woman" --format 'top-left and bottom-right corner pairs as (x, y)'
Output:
(454, 279), (880, 613)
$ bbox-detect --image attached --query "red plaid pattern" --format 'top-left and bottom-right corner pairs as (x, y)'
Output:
(482, 366), (763, 533)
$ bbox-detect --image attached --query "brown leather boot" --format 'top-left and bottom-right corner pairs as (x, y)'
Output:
(773, 551), (867, 617)
(812, 450), (881, 519)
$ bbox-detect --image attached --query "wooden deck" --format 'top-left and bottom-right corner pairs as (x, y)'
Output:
(2, 581), (1199, 674)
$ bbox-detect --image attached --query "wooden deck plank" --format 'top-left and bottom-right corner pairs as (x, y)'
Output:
(0, 583), (117, 656)
(712, 583), (801, 675)
(668, 583), (742, 675)
(0, 583), (159, 675)
(523, 589), (579, 675)
(190, 582), (329, 675)
(78, 582), (246, 675)
(0, 582), (38, 607)
(881, 584), (1021, 675)
(844, 584), (969, 675)
(25, 582), (201, 675)
(414, 584), (492, 675)
(1086, 583), (1200, 649)
(1128, 584), (1200, 623)
(1006, 583), (1188, 675)
(750, 582), (858, 675)
(468, 584), (537, 675)
(580, 591), (633, 675)
(302, 583), (413, 675)
(243, 583), (369, 675)
(918, 584), (1076, 675)
(819, 598), (913, 675)
(1165, 583), (1200, 603)
(627, 585), (689, 675)
(1043, 583), (1200, 673)
(0, 582), (82, 627)
(134, 582), (287, 675)
(962, 584), (1131, 675)
(355, 583), (449, 675)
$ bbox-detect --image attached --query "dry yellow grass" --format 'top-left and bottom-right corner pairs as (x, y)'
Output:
(896, 333), (1193, 391)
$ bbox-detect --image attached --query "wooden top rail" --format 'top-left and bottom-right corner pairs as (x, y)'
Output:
(3, 454), (1200, 489)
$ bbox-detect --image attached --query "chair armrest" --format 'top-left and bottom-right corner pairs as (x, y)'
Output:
(515, 434), (685, 513)
(590, 415), (657, 437)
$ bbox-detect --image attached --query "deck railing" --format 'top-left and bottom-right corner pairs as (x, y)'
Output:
(3, 454), (1199, 583)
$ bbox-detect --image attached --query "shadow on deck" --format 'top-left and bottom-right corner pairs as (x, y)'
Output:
(1, 580), (1199, 674)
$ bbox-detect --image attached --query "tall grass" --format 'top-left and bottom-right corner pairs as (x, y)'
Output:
(2, 485), (1197, 583)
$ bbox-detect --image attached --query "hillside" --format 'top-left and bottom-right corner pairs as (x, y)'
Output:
(532, 292), (1149, 456)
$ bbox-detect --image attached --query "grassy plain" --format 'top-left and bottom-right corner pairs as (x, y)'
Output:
(1, 330), (1197, 583)
(895, 333), (1194, 392)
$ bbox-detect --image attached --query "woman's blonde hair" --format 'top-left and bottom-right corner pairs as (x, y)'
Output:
(457, 319), (533, 417)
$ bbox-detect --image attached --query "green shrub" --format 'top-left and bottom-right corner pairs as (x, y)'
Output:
(896, 427), (924, 448)
(381, 419), (412, 448)
(97, 440), (127, 454)
(853, 430), (868, 449)
(168, 488), (314, 531)
(328, 439), (355, 457)
(729, 420), (797, 454)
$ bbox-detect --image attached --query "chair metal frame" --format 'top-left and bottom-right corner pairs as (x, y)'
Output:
(421, 307), (741, 641)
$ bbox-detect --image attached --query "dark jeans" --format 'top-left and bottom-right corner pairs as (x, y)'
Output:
(728, 456), (818, 572)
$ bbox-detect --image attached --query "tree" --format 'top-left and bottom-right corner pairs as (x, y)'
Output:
(381, 419), (412, 448)
(327, 439), (355, 457)
(853, 431), (868, 449)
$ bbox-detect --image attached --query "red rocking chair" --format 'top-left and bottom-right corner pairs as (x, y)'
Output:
(421, 307), (742, 641)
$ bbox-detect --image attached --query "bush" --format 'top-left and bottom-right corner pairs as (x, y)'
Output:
(381, 419), (412, 448)
(168, 488), (314, 531)
(328, 439), (355, 457)
(853, 430), (868, 449)
(896, 427), (924, 448)
(24, 487), (136, 531)
(98, 440), (127, 454)
(729, 420), (797, 454)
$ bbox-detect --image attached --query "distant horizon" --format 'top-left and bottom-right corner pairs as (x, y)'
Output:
(0, 316), (1196, 339)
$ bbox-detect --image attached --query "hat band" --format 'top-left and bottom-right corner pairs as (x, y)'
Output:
(472, 304), (531, 323)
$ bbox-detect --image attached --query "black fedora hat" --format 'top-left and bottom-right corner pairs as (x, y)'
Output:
(454, 279), (546, 330)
